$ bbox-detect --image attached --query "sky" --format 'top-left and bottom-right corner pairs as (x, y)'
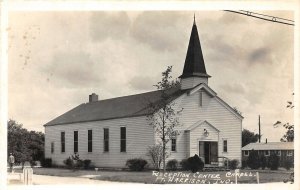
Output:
(8, 11), (294, 142)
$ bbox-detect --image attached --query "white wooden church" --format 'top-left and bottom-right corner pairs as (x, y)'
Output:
(44, 19), (243, 168)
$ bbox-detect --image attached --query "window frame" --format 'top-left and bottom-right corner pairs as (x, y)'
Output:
(223, 139), (228, 153)
(276, 150), (281, 156)
(88, 130), (92, 153)
(51, 142), (54, 154)
(120, 127), (126, 152)
(264, 150), (270, 156)
(61, 131), (65, 153)
(287, 150), (293, 156)
(74, 131), (78, 153)
(104, 128), (109, 152)
(244, 150), (249, 156)
(171, 138), (177, 152)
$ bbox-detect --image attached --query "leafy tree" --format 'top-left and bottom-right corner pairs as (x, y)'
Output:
(7, 119), (44, 166)
(242, 129), (260, 147)
(274, 98), (294, 142)
(268, 152), (279, 170)
(147, 66), (182, 172)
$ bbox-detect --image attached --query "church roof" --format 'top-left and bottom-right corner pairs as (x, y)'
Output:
(242, 142), (294, 150)
(179, 20), (210, 79)
(44, 87), (187, 126)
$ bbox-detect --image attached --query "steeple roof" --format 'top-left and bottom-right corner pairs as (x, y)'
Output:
(179, 20), (210, 79)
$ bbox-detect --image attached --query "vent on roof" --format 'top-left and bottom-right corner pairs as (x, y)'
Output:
(89, 93), (98, 103)
(265, 138), (267, 144)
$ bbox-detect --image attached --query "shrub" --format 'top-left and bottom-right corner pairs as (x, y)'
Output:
(146, 144), (164, 170)
(241, 160), (247, 169)
(83, 159), (91, 169)
(166, 159), (178, 171)
(41, 158), (52, 168)
(126, 158), (148, 171)
(247, 150), (260, 169)
(228, 159), (239, 170)
(268, 152), (279, 170)
(63, 157), (74, 169)
(180, 159), (189, 170)
(180, 154), (204, 173)
(283, 159), (293, 170)
(260, 155), (267, 170)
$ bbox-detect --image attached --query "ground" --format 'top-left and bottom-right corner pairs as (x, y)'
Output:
(7, 167), (293, 185)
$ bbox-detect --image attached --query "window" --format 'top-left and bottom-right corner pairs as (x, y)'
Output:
(104, 128), (109, 152)
(51, 142), (54, 154)
(276, 150), (281, 156)
(88, 130), (92, 152)
(171, 138), (176, 151)
(287, 150), (293, 156)
(74, 131), (78, 153)
(120, 127), (126, 152)
(223, 140), (227, 152)
(264, 150), (270, 156)
(244, 150), (249, 156)
(61, 132), (65, 153)
(199, 91), (203, 107)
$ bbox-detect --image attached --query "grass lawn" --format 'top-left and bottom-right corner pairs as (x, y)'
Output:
(15, 167), (293, 184)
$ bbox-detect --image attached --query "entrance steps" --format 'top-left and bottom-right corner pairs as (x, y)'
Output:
(204, 164), (230, 172)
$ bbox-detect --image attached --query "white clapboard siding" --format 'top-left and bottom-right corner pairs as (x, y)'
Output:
(164, 89), (242, 164)
(45, 116), (155, 168)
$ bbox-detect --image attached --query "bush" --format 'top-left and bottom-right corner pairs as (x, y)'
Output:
(180, 154), (204, 173)
(260, 155), (267, 170)
(41, 158), (52, 168)
(180, 159), (189, 170)
(63, 157), (74, 169)
(268, 152), (279, 170)
(83, 159), (91, 169)
(247, 150), (260, 169)
(283, 159), (293, 170)
(166, 159), (178, 171)
(146, 144), (164, 170)
(228, 159), (239, 170)
(126, 158), (148, 171)
(241, 160), (247, 169)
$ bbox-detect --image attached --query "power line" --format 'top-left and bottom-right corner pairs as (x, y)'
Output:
(224, 10), (294, 26)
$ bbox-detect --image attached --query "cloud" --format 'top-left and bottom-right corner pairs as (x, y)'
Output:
(219, 83), (246, 95)
(41, 51), (103, 88)
(248, 47), (271, 64)
(129, 76), (157, 91)
(130, 11), (189, 51)
(89, 12), (131, 42)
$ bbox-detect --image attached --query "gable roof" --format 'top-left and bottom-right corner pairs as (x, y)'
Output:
(242, 142), (294, 151)
(185, 120), (220, 132)
(179, 21), (210, 79)
(44, 87), (187, 127)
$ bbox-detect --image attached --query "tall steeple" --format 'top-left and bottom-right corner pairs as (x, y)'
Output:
(180, 16), (210, 90)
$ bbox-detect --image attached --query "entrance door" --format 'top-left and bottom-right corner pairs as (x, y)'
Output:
(199, 141), (218, 164)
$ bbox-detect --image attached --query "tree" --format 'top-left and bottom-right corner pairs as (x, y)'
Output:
(147, 66), (182, 172)
(242, 129), (260, 147)
(274, 97), (294, 142)
(247, 150), (260, 169)
(7, 119), (45, 166)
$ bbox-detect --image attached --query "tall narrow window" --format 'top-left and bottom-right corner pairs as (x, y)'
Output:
(104, 128), (109, 152)
(74, 131), (78, 153)
(171, 138), (176, 151)
(61, 132), (65, 153)
(88, 130), (92, 152)
(51, 142), (54, 154)
(223, 140), (227, 152)
(120, 127), (126, 152)
(199, 91), (203, 106)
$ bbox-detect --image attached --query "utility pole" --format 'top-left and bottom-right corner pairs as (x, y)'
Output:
(258, 115), (261, 143)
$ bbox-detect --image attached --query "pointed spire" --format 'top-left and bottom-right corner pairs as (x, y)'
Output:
(179, 16), (210, 79)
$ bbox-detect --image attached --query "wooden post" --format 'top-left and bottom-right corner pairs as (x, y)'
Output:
(256, 172), (259, 184)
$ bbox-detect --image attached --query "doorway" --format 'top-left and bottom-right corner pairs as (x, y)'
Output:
(199, 141), (218, 164)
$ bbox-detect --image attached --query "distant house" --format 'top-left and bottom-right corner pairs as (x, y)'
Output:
(44, 19), (243, 168)
(242, 142), (294, 167)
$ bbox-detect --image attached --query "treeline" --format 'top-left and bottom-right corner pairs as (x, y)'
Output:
(7, 119), (44, 166)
